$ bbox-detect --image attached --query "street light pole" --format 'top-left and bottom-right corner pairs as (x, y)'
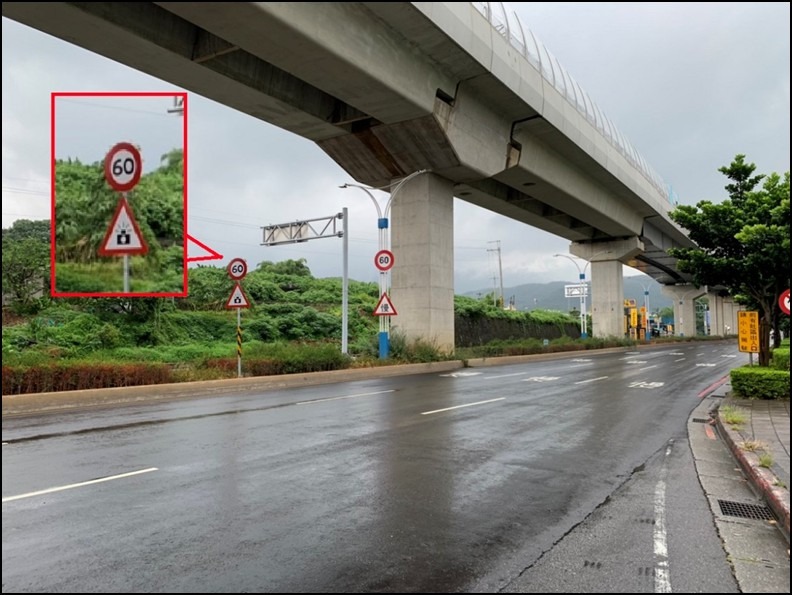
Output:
(554, 250), (613, 338)
(640, 283), (651, 342)
(340, 170), (429, 359)
(554, 253), (589, 338)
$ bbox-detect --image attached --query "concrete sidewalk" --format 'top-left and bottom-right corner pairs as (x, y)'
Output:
(714, 391), (790, 542)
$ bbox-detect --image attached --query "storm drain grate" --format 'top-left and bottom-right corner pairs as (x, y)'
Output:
(717, 499), (774, 520)
(691, 418), (709, 423)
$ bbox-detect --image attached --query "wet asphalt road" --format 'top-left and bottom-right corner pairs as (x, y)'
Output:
(2, 343), (746, 592)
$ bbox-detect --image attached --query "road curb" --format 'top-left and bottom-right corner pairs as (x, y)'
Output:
(716, 405), (791, 542)
(1, 346), (643, 415)
(1, 360), (466, 416)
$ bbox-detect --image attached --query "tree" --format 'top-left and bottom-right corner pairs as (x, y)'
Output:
(2, 237), (50, 312)
(668, 155), (790, 365)
(2, 218), (50, 243)
(2, 220), (51, 312)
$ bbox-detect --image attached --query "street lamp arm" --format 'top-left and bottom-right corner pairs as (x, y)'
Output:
(553, 253), (583, 276)
(384, 169), (431, 219)
(339, 183), (383, 219)
(340, 169), (431, 219)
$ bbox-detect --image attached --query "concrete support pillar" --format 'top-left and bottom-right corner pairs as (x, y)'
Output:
(722, 297), (741, 335)
(588, 260), (625, 338)
(571, 237), (644, 338)
(390, 173), (455, 352)
(661, 285), (705, 337)
(707, 292), (725, 336)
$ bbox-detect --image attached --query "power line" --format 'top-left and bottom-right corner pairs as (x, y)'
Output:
(2, 186), (49, 196)
(56, 97), (176, 118)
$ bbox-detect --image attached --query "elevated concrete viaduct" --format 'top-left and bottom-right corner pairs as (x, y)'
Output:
(3, 2), (708, 349)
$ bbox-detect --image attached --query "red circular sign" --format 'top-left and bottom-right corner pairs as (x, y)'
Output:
(374, 249), (395, 272)
(104, 142), (142, 192)
(227, 258), (248, 281)
(780, 289), (791, 316)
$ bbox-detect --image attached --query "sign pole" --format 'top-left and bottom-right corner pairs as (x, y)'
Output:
(122, 190), (129, 292)
(237, 308), (242, 378)
(341, 208), (349, 355)
(261, 213), (348, 355)
(579, 272), (586, 338)
(379, 217), (389, 358)
(340, 174), (427, 359)
(225, 259), (250, 378)
(102, 144), (146, 290)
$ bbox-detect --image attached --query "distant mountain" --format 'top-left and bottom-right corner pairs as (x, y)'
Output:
(464, 276), (673, 313)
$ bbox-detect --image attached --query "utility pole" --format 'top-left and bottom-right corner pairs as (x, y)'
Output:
(167, 95), (184, 116)
(487, 240), (504, 308)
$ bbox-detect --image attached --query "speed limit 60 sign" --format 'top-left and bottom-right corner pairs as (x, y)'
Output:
(374, 249), (395, 272)
(227, 258), (248, 280)
(104, 142), (142, 192)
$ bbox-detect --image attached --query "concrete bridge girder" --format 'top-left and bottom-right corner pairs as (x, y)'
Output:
(2, 1), (699, 352)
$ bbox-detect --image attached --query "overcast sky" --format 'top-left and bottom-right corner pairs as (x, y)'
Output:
(2, 2), (789, 296)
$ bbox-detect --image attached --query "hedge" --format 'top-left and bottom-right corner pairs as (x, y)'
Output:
(730, 366), (790, 400)
(770, 347), (789, 371)
(2, 363), (172, 395)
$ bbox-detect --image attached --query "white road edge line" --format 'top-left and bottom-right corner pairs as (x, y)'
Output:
(2, 467), (159, 503)
(654, 442), (673, 593)
(296, 389), (395, 405)
(421, 397), (505, 416)
(574, 376), (609, 385)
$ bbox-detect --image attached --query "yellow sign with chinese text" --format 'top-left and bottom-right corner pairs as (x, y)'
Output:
(737, 311), (759, 353)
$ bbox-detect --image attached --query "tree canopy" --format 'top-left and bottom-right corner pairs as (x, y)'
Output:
(669, 155), (790, 365)
(2, 220), (50, 312)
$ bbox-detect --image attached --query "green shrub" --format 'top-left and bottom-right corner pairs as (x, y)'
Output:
(730, 366), (790, 400)
(582, 336), (635, 350)
(206, 342), (351, 376)
(246, 315), (280, 342)
(387, 331), (449, 362)
(770, 347), (789, 371)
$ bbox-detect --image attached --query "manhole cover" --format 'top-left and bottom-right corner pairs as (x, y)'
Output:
(717, 499), (774, 520)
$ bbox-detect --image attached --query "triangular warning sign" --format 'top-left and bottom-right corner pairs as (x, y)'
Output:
(226, 283), (250, 309)
(373, 292), (397, 316)
(99, 196), (149, 256)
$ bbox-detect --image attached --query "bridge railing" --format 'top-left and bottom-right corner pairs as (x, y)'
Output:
(472, 2), (674, 205)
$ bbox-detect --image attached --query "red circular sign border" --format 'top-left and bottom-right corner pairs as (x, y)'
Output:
(374, 249), (395, 272)
(227, 258), (248, 281)
(779, 288), (791, 316)
(104, 142), (143, 192)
